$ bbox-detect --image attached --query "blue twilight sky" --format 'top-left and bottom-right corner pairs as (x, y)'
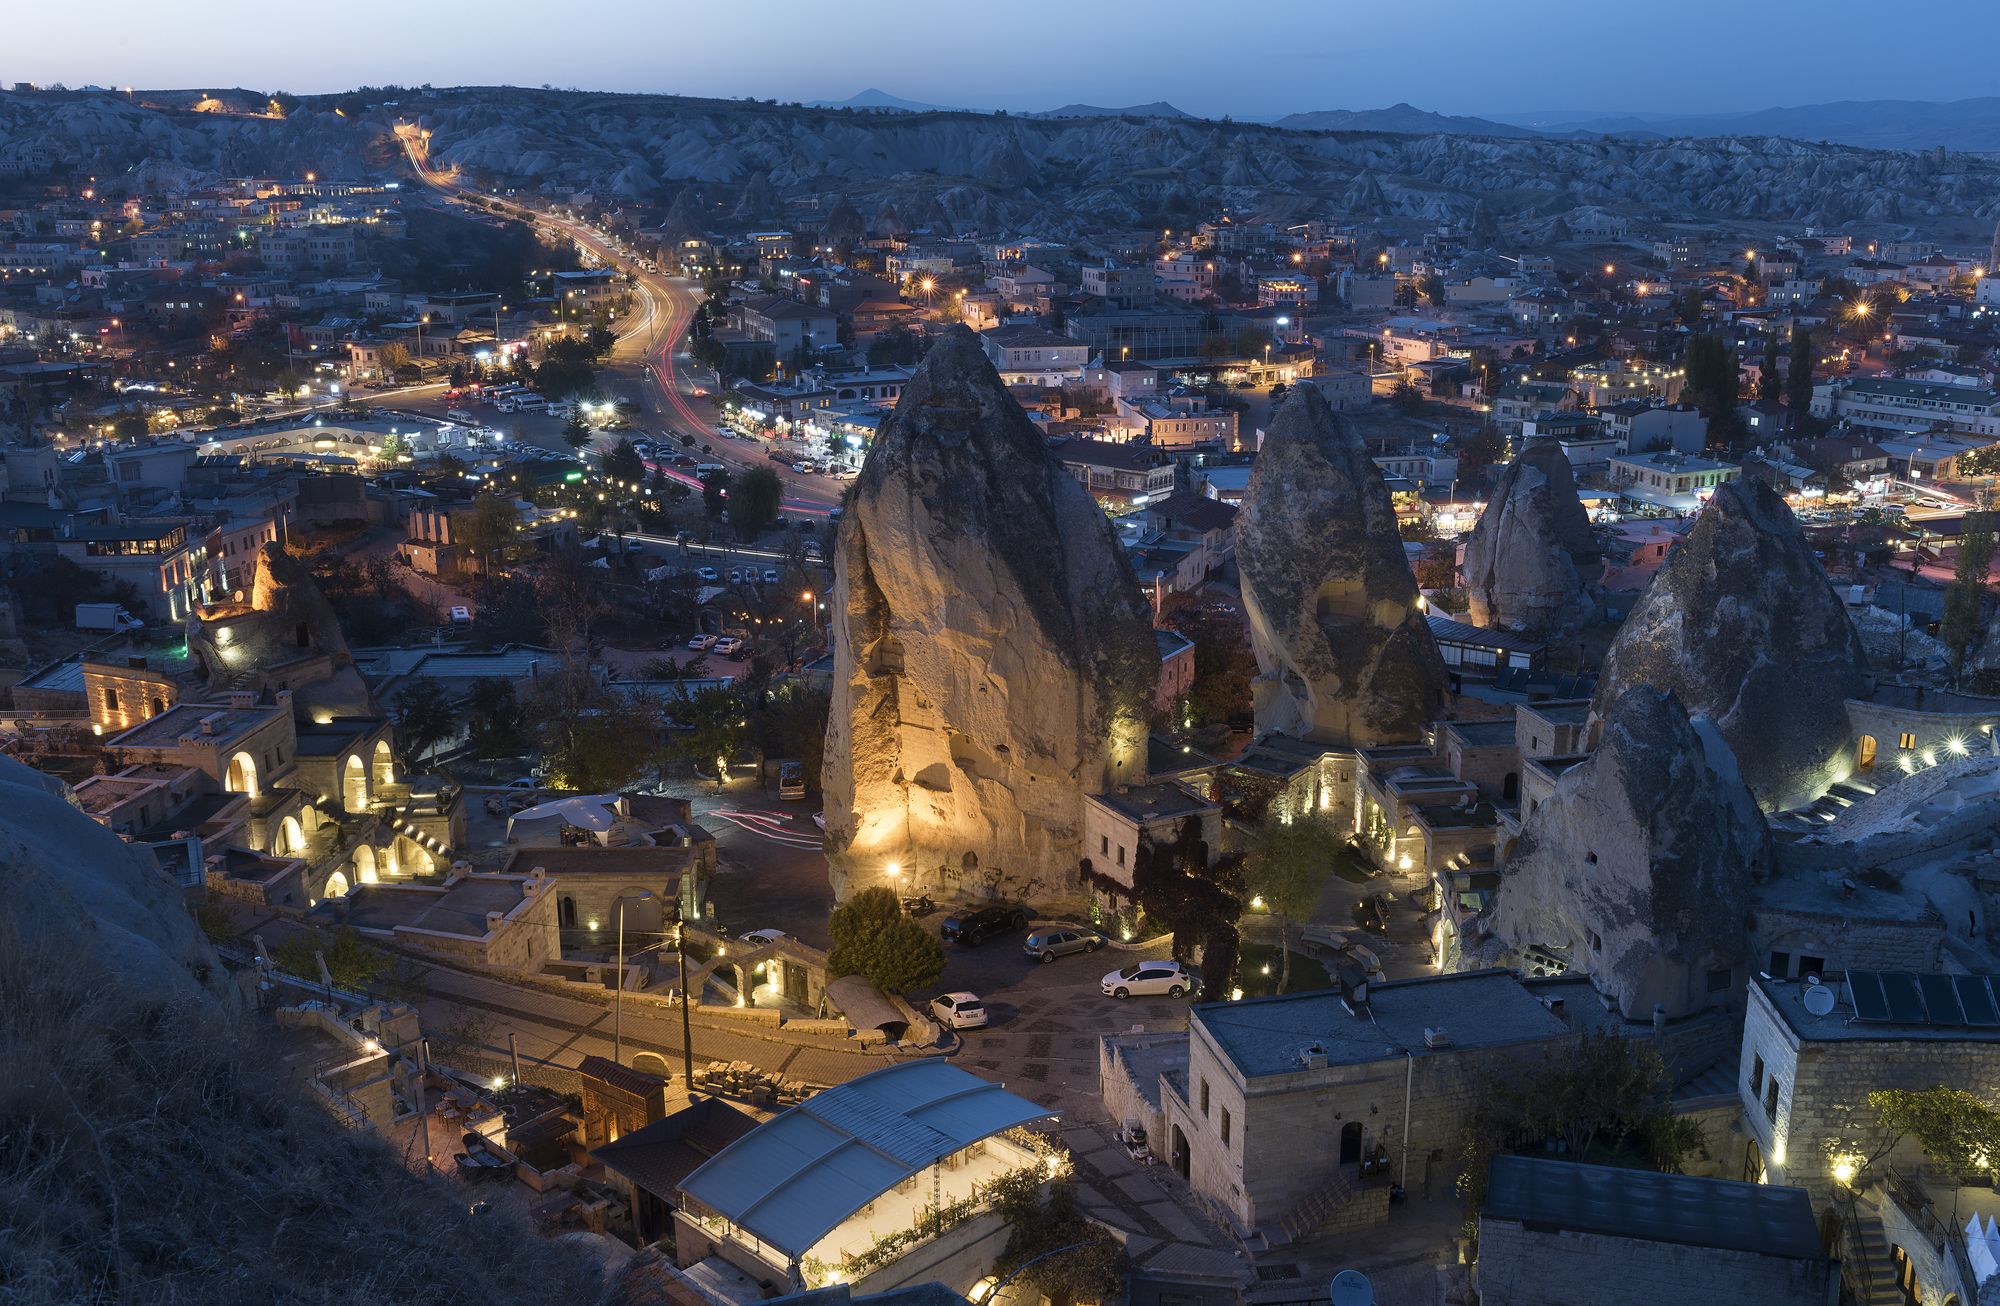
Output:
(8, 0), (1998, 121)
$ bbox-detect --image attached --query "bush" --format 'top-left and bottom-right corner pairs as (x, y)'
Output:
(828, 887), (943, 993)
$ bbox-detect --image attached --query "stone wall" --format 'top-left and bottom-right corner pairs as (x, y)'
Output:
(1475, 1217), (1834, 1305)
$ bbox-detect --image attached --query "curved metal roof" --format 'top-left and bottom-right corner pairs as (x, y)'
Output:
(677, 1060), (1054, 1261)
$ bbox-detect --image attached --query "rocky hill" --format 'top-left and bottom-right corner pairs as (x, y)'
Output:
(0, 755), (598, 1304)
(4, 86), (1997, 237)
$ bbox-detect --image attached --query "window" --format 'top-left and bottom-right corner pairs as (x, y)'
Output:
(1750, 1053), (1765, 1097)
(1200, 1079), (1209, 1116)
(1764, 1076), (1781, 1123)
(1100, 835), (1108, 855)
(1769, 951), (1791, 978)
(1116, 845), (1125, 866)
(1220, 1108), (1232, 1146)
(1900, 732), (1917, 750)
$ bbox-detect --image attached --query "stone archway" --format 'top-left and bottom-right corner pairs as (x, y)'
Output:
(322, 869), (351, 901)
(276, 815), (304, 858)
(353, 843), (378, 885)
(226, 750), (259, 797)
(342, 754), (368, 812)
(391, 835), (434, 878)
(372, 739), (396, 788)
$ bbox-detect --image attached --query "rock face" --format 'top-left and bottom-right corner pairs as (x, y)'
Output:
(188, 542), (374, 715)
(1486, 686), (1769, 1019)
(1238, 387), (1445, 746)
(0, 755), (232, 1005)
(822, 329), (1157, 903)
(1462, 439), (1601, 637)
(1592, 477), (1868, 812)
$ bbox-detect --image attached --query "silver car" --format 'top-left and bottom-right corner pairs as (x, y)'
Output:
(1024, 926), (1104, 964)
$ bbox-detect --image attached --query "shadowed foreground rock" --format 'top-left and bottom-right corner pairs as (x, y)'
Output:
(822, 328), (1157, 904)
(1591, 476), (1868, 812)
(1485, 686), (1770, 1019)
(1238, 386), (1444, 745)
(1462, 438), (1601, 638)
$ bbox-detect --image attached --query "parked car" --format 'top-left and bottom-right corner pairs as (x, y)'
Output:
(695, 566), (719, 582)
(738, 928), (795, 947)
(940, 905), (1029, 946)
(726, 568), (745, 585)
(928, 992), (990, 1031)
(446, 407), (475, 421)
(1101, 960), (1200, 999)
(686, 633), (716, 651)
(762, 568), (781, 584)
(712, 636), (744, 657)
(1024, 927), (1105, 963)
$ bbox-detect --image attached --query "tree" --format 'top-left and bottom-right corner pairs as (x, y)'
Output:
(1866, 1087), (2000, 1180)
(1680, 332), (1744, 418)
(113, 412), (150, 439)
(393, 681), (457, 767)
(1416, 273), (1447, 308)
(464, 676), (530, 759)
(1787, 326), (1816, 419)
(455, 494), (519, 574)
(731, 466), (783, 539)
(1940, 513), (1994, 680)
(700, 468), (731, 519)
(827, 887), (945, 993)
(664, 685), (748, 791)
(270, 925), (392, 992)
(378, 341), (412, 375)
(1246, 814), (1343, 993)
(1391, 380), (1426, 415)
(1673, 287), (1704, 327)
(560, 411), (591, 453)
(867, 326), (924, 367)
(601, 436), (646, 485)
(989, 1171), (1127, 1306)
(1759, 334), (1782, 402)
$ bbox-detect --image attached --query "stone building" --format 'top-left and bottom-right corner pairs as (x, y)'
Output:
(1100, 968), (1734, 1243)
(1476, 1157), (1834, 1306)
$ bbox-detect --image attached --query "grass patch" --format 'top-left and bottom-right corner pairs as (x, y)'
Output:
(1331, 843), (1376, 884)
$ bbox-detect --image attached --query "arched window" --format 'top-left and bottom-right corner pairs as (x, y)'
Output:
(1856, 735), (1878, 769)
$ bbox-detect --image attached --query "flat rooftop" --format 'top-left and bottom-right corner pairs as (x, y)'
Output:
(1520, 698), (1592, 726)
(339, 877), (525, 937)
(1089, 782), (1217, 824)
(1443, 718), (1517, 748)
(1758, 972), (2000, 1043)
(1484, 1156), (1822, 1262)
(110, 702), (274, 748)
(1194, 969), (1572, 1079)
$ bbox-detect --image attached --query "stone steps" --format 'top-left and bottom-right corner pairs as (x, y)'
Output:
(1844, 1209), (1899, 1306)
(1271, 1167), (1358, 1245)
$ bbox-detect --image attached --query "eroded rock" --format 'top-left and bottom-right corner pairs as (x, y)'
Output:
(1592, 477), (1868, 812)
(821, 328), (1157, 904)
(1238, 386), (1445, 745)
(1462, 438), (1601, 638)
(1486, 686), (1769, 1019)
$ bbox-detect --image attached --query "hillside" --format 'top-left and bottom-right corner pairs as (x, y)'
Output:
(0, 757), (599, 1305)
(2, 86), (1998, 238)
(1505, 96), (2000, 153)
(1272, 101), (1539, 138)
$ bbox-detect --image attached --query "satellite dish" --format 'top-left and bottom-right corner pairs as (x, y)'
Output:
(1330, 1270), (1375, 1306)
(1803, 984), (1837, 1017)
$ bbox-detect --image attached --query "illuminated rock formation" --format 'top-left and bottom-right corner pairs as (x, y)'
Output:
(1238, 386), (1444, 745)
(1592, 477), (1868, 812)
(822, 329), (1157, 903)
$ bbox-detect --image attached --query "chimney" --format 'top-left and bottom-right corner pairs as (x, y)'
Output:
(228, 690), (255, 710)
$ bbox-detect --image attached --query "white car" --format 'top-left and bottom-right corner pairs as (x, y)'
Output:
(695, 566), (720, 583)
(929, 992), (990, 1030)
(686, 633), (716, 651)
(739, 928), (794, 947)
(1101, 960), (1201, 1000)
(762, 568), (781, 584)
(713, 636), (744, 657)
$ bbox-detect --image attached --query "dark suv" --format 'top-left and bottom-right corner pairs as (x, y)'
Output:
(940, 905), (1029, 946)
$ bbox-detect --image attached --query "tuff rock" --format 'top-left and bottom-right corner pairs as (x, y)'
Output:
(821, 329), (1157, 904)
(1485, 685), (1769, 1019)
(188, 542), (375, 717)
(1238, 386), (1445, 746)
(1461, 438), (1601, 638)
(1592, 477), (1868, 812)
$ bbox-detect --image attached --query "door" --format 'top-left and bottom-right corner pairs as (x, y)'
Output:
(1340, 1121), (1363, 1165)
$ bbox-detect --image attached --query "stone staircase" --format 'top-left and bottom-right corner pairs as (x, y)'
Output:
(1771, 777), (1880, 834)
(1844, 1203), (1900, 1306)
(1271, 1167), (1366, 1245)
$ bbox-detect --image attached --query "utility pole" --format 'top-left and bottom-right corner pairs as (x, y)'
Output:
(613, 900), (626, 1064)
(508, 1031), (522, 1088)
(677, 914), (695, 1089)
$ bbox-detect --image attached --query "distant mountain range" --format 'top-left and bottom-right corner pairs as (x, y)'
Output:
(802, 88), (2000, 153)
(1497, 97), (2000, 152)
(1272, 102), (1540, 138)
(1033, 101), (1193, 120)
